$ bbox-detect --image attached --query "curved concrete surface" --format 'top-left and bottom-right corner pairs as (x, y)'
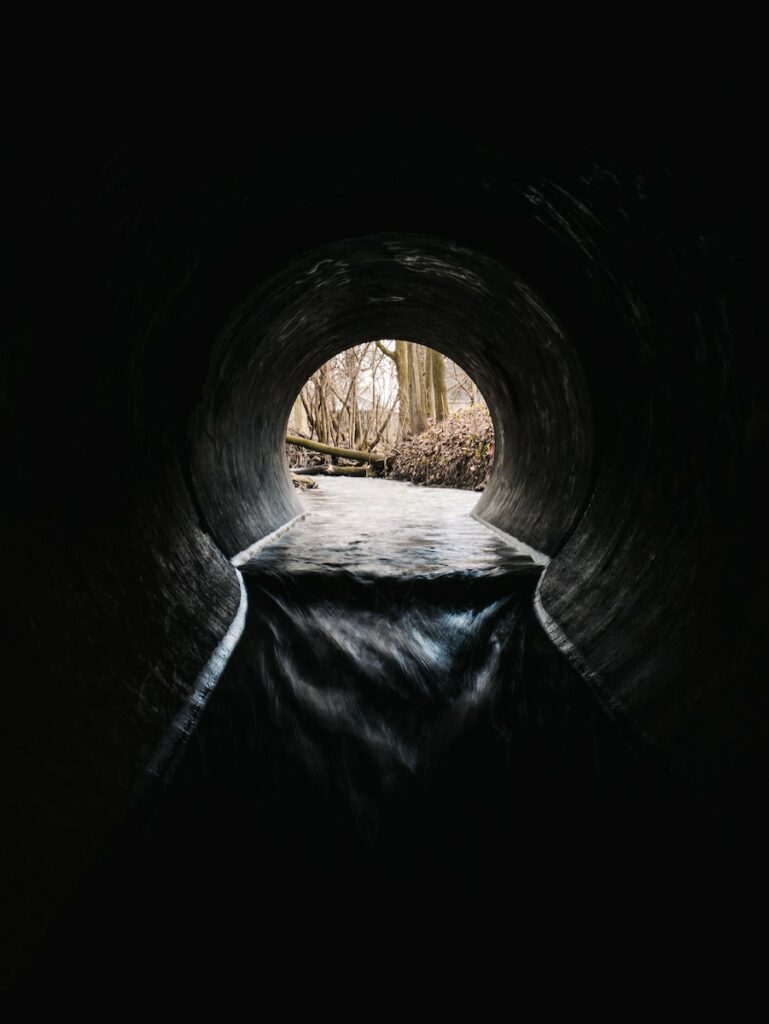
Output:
(3, 123), (762, 979)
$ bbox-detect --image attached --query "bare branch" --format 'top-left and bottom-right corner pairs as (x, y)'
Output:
(374, 339), (396, 360)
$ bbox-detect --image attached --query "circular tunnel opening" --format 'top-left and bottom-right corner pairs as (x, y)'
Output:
(183, 233), (598, 832)
(179, 235), (601, 862)
(190, 234), (593, 564)
(285, 339), (497, 495)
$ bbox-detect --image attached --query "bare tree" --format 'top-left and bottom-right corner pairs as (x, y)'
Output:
(429, 347), (449, 420)
(288, 340), (485, 448)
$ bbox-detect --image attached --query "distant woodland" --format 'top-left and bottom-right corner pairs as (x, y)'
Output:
(288, 341), (486, 451)
(286, 341), (494, 491)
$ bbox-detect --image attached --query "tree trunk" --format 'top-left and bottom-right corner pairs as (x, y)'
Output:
(286, 434), (388, 463)
(288, 395), (309, 435)
(376, 339), (410, 438)
(406, 343), (427, 435)
(316, 363), (333, 444)
(421, 346), (435, 419)
(394, 340), (409, 437)
(431, 349), (449, 420)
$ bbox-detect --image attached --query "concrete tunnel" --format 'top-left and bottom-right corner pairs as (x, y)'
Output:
(2, 125), (764, 980)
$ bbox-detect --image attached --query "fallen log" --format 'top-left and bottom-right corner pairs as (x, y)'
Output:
(291, 465), (329, 476)
(328, 465), (368, 477)
(286, 434), (388, 464)
(292, 464), (374, 478)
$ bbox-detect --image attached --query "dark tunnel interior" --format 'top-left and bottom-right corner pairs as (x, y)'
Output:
(3, 119), (765, 990)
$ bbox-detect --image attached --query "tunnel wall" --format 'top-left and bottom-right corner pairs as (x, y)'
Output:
(191, 236), (593, 559)
(3, 138), (248, 975)
(191, 210), (763, 786)
(3, 127), (762, 978)
(531, 176), (761, 780)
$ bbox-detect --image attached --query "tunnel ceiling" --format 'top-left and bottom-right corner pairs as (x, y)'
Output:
(191, 235), (593, 559)
(3, 122), (763, 978)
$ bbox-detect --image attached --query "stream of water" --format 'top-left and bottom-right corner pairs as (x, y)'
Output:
(226, 479), (544, 826)
(31, 478), (657, 991)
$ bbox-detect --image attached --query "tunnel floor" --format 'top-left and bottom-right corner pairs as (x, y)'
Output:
(23, 480), (709, 993)
(242, 477), (542, 578)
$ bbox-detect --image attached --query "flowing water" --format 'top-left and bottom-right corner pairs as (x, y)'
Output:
(227, 479), (545, 826)
(29, 479), (660, 991)
(247, 476), (542, 578)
